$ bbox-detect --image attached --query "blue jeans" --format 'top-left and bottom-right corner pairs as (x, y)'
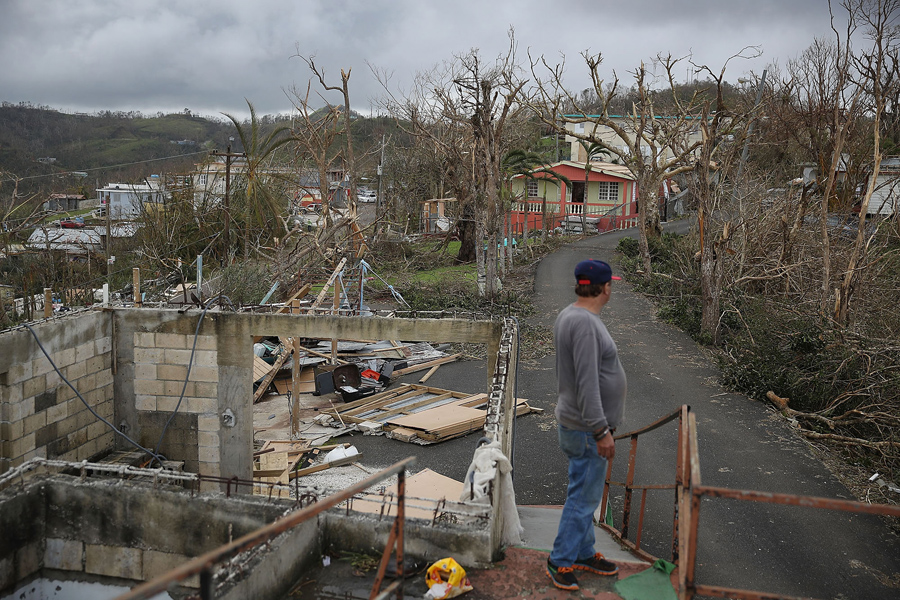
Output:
(550, 425), (608, 568)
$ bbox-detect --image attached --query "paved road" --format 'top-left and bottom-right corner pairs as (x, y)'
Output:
(349, 223), (899, 598)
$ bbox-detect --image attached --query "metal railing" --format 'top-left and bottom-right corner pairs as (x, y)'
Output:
(114, 457), (416, 600)
(678, 413), (900, 600)
(599, 405), (689, 563)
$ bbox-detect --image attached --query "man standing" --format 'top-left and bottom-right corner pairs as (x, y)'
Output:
(546, 259), (627, 591)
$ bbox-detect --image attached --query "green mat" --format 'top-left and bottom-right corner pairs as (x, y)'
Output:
(614, 559), (677, 600)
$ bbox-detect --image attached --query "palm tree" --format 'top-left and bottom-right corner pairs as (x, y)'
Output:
(577, 141), (610, 235)
(223, 100), (294, 259)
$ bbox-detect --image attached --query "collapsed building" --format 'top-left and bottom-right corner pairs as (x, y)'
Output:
(0, 307), (522, 599)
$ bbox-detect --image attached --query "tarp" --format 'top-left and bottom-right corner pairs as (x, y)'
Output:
(614, 559), (677, 600)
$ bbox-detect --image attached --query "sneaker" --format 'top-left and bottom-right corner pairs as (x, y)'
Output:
(546, 559), (579, 591)
(574, 552), (618, 576)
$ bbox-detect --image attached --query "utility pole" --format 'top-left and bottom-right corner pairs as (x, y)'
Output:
(376, 134), (385, 237)
(211, 143), (245, 262)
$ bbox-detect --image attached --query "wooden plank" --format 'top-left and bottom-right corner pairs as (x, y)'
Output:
(253, 355), (272, 382)
(388, 427), (419, 442)
(252, 283), (312, 342)
(418, 365), (440, 383)
(290, 452), (361, 479)
(309, 257), (347, 312)
(391, 354), (460, 377)
(253, 348), (290, 403)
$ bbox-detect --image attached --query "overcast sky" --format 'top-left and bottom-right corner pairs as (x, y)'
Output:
(0, 1), (841, 120)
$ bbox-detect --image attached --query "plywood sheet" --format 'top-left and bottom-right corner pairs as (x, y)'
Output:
(387, 404), (485, 432)
(253, 355), (272, 383)
(356, 468), (463, 520)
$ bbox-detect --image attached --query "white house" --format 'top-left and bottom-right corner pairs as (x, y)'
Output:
(97, 178), (164, 219)
(563, 115), (705, 164)
(868, 157), (900, 215)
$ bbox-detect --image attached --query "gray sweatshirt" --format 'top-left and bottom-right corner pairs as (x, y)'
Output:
(553, 304), (627, 432)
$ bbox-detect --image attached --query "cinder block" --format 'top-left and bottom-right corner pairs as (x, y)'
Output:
(24, 411), (47, 436)
(94, 336), (112, 355)
(65, 360), (87, 382)
(85, 355), (105, 375)
(9, 397), (34, 422)
(57, 414), (79, 437)
(134, 332), (155, 347)
(198, 415), (220, 432)
(142, 550), (199, 588)
(15, 540), (41, 580)
(189, 366), (219, 383)
(6, 418), (24, 441)
(31, 355), (54, 377)
(198, 445), (219, 463)
(164, 380), (194, 397)
(85, 544), (142, 580)
(157, 364), (188, 381)
(192, 350), (218, 367)
(195, 335), (217, 351)
(10, 433), (35, 459)
(68, 427), (88, 448)
(156, 396), (180, 412)
(86, 421), (106, 440)
(134, 379), (164, 396)
(77, 373), (97, 394)
(187, 397), (216, 413)
(58, 385), (77, 403)
(75, 341), (95, 364)
(54, 347), (76, 368)
(135, 395), (157, 411)
(134, 347), (165, 364)
(46, 401), (68, 425)
(134, 363), (157, 380)
(198, 431), (219, 448)
(45, 538), (84, 571)
(164, 348), (192, 365)
(3, 382), (23, 404)
(194, 382), (218, 398)
(45, 369), (62, 389)
(23, 374), (48, 399)
(8, 361), (32, 384)
(96, 370), (114, 388)
(97, 431), (114, 451)
(157, 333), (188, 349)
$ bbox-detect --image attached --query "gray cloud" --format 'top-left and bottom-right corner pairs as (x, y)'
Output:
(0, 0), (836, 119)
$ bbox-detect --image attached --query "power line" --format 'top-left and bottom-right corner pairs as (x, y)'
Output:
(0, 150), (211, 184)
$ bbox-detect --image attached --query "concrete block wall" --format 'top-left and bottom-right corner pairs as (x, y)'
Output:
(114, 310), (253, 491)
(131, 331), (219, 477)
(0, 312), (115, 474)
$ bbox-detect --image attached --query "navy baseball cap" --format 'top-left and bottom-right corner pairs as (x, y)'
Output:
(575, 259), (621, 285)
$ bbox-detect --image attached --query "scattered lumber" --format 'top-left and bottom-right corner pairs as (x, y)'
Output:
(322, 383), (539, 444)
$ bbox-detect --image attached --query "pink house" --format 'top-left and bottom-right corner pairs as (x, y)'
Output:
(510, 161), (638, 233)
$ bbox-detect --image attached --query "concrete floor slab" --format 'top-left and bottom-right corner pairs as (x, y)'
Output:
(515, 506), (647, 565)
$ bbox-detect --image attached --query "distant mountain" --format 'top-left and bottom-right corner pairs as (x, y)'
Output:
(0, 103), (237, 199)
(0, 102), (408, 202)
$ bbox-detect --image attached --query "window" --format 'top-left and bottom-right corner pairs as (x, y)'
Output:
(597, 181), (619, 203)
(199, 174), (208, 186)
(526, 179), (538, 198)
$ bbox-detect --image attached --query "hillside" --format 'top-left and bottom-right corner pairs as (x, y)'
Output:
(0, 103), (407, 202)
(0, 103), (238, 200)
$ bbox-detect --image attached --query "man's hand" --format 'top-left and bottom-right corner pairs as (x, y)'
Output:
(596, 432), (615, 460)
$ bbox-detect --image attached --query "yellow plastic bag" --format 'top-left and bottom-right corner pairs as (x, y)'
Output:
(425, 557), (473, 599)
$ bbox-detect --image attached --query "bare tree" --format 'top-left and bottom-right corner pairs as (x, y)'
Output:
(528, 52), (748, 278)
(375, 33), (528, 297)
